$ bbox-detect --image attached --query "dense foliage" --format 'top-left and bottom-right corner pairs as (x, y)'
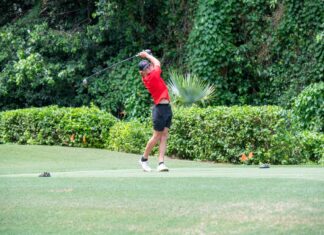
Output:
(0, 1), (322, 164)
(296, 131), (324, 164)
(292, 82), (323, 132)
(0, 106), (116, 147)
(0, 0), (196, 119)
(0, 0), (35, 26)
(0, 0), (322, 118)
(107, 119), (154, 154)
(168, 70), (215, 107)
(187, 0), (323, 106)
(167, 106), (323, 164)
(1, 106), (322, 164)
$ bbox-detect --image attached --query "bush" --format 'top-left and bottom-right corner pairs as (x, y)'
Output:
(298, 131), (324, 163)
(1, 105), (322, 165)
(0, 22), (87, 111)
(0, 106), (116, 148)
(107, 120), (153, 154)
(167, 106), (311, 164)
(292, 82), (324, 132)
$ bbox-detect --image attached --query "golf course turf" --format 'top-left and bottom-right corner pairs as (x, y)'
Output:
(0, 144), (323, 235)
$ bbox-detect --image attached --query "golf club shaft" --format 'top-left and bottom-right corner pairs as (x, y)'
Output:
(82, 49), (152, 87)
(84, 54), (138, 81)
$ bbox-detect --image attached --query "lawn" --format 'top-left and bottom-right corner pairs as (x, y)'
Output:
(0, 144), (323, 235)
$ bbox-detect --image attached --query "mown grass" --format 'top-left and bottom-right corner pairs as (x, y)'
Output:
(0, 144), (323, 235)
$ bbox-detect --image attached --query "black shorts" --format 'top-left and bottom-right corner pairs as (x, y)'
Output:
(152, 104), (172, 131)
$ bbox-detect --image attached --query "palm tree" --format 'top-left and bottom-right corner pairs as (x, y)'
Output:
(167, 70), (215, 107)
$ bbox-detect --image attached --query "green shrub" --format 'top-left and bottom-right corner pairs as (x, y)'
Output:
(167, 106), (308, 164)
(298, 131), (324, 163)
(107, 120), (152, 154)
(292, 82), (324, 132)
(167, 70), (215, 107)
(1, 105), (322, 165)
(267, 130), (305, 165)
(0, 106), (116, 148)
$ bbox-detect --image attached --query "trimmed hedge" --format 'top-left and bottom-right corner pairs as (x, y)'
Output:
(167, 106), (322, 164)
(0, 106), (116, 148)
(1, 105), (323, 164)
(298, 131), (324, 163)
(106, 120), (154, 154)
(105, 105), (323, 165)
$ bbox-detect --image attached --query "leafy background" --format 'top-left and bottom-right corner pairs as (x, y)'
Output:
(1, 0), (322, 119)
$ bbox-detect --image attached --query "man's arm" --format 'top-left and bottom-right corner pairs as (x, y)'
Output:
(138, 51), (161, 68)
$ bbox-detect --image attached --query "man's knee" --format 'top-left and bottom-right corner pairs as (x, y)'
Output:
(162, 128), (169, 139)
(152, 132), (163, 142)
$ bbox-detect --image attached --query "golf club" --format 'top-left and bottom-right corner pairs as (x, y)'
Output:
(82, 49), (152, 87)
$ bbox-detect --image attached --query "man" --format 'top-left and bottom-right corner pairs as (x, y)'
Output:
(138, 50), (172, 172)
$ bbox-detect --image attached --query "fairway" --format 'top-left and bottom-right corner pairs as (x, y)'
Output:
(0, 144), (324, 235)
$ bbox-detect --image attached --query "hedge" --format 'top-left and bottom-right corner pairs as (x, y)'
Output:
(0, 106), (116, 148)
(292, 82), (324, 132)
(297, 131), (324, 164)
(1, 105), (323, 164)
(167, 106), (323, 164)
(106, 119), (154, 154)
(106, 105), (323, 164)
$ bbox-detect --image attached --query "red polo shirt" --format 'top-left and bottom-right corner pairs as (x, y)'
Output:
(142, 66), (170, 105)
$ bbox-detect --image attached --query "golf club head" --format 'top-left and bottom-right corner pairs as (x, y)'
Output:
(144, 49), (152, 55)
(137, 49), (152, 57)
(82, 79), (88, 87)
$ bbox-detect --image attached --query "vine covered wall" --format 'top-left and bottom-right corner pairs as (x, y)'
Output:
(0, 0), (323, 118)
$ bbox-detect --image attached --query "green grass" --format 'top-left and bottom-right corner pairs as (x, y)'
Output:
(0, 144), (323, 235)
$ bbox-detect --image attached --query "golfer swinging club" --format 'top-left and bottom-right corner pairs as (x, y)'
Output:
(138, 50), (172, 172)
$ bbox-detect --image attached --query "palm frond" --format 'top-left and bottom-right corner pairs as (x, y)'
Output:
(168, 70), (215, 107)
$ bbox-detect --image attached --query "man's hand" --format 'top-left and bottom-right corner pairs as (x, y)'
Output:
(138, 50), (161, 68)
(138, 50), (151, 58)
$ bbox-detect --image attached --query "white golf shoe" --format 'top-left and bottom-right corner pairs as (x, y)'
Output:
(139, 159), (152, 172)
(157, 163), (169, 172)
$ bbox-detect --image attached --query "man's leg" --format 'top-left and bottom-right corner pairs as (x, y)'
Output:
(139, 131), (162, 172)
(143, 131), (163, 159)
(158, 128), (169, 163)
